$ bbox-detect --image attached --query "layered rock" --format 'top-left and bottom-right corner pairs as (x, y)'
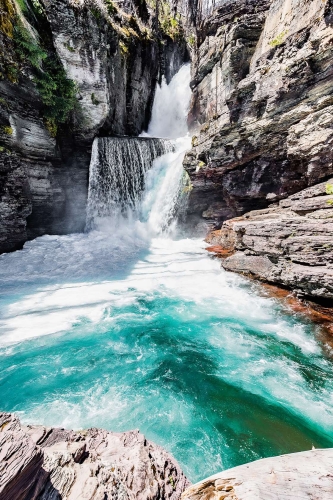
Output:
(0, 411), (190, 499)
(208, 179), (333, 301)
(182, 448), (333, 500)
(0, 0), (188, 253)
(185, 0), (333, 229)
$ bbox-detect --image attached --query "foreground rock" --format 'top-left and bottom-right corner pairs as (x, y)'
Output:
(208, 179), (333, 301)
(0, 412), (189, 500)
(185, 0), (333, 229)
(182, 449), (333, 500)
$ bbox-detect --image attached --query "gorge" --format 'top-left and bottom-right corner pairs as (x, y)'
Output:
(1, 0), (333, 499)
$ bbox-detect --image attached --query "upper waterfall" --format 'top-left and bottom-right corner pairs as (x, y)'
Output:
(145, 65), (191, 139)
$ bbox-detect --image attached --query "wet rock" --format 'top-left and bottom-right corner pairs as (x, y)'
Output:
(0, 411), (190, 500)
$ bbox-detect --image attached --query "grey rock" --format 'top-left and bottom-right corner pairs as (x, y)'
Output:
(182, 448), (333, 500)
(185, 0), (333, 229)
(213, 178), (333, 300)
(0, 411), (190, 500)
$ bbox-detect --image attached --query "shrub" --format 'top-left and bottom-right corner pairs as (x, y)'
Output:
(13, 20), (78, 132)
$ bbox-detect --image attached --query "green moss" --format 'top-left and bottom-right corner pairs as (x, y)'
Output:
(119, 40), (129, 57)
(44, 118), (57, 137)
(269, 31), (288, 48)
(2, 125), (13, 135)
(0, 0), (16, 38)
(326, 184), (333, 195)
(0, 146), (12, 154)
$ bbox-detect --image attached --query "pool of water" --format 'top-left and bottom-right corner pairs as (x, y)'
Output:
(1, 235), (332, 483)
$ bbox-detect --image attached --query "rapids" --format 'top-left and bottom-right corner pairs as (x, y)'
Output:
(0, 64), (333, 483)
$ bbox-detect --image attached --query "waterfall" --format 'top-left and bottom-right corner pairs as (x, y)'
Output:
(86, 137), (173, 229)
(86, 64), (191, 234)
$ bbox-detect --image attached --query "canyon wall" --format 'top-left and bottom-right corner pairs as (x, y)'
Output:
(185, 0), (333, 229)
(0, 0), (188, 253)
(185, 0), (333, 301)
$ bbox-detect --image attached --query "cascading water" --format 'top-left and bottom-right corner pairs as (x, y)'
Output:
(0, 64), (333, 483)
(86, 137), (173, 229)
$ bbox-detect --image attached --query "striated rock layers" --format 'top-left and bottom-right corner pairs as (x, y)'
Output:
(207, 179), (333, 301)
(0, 411), (189, 500)
(185, 0), (333, 229)
(182, 448), (333, 500)
(0, 0), (188, 253)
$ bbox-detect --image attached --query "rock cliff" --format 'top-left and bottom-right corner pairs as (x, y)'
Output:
(0, 411), (190, 499)
(0, 0), (188, 253)
(185, 0), (333, 229)
(207, 178), (333, 301)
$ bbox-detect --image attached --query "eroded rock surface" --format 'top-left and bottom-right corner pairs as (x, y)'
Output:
(209, 179), (333, 301)
(0, 412), (190, 500)
(182, 449), (333, 500)
(185, 0), (333, 229)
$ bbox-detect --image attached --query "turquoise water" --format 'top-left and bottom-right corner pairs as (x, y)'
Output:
(1, 61), (333, 482)
(0, 235), (333, 482)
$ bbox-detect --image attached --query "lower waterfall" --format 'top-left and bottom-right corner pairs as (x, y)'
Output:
(0, 64), (333, 483)
(86, 137), (173, 229)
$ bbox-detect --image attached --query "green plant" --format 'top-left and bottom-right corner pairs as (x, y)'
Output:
(13, 20), (78, 132)
(187, 33), (196, 47)
(169, 476), (175, 489)
(63, 42), (75, 53)
(14, 22), (47, 68)
(90, 7), (101, 19)
(91, 93), (100, 105)
(269, 30), (288, 48)
(104, 0), (117, 16)
(6, 64), (19, 83)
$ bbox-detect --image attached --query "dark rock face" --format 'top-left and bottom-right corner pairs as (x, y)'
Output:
(0, 411), (190, 499)
(185, 0), (333, 230)
(211, 179), (333, 301)
(0, 0), (188, 253)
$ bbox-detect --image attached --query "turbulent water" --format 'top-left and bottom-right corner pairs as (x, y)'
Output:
(86, 137), (173, 229)
(0, 64), (333, 483)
